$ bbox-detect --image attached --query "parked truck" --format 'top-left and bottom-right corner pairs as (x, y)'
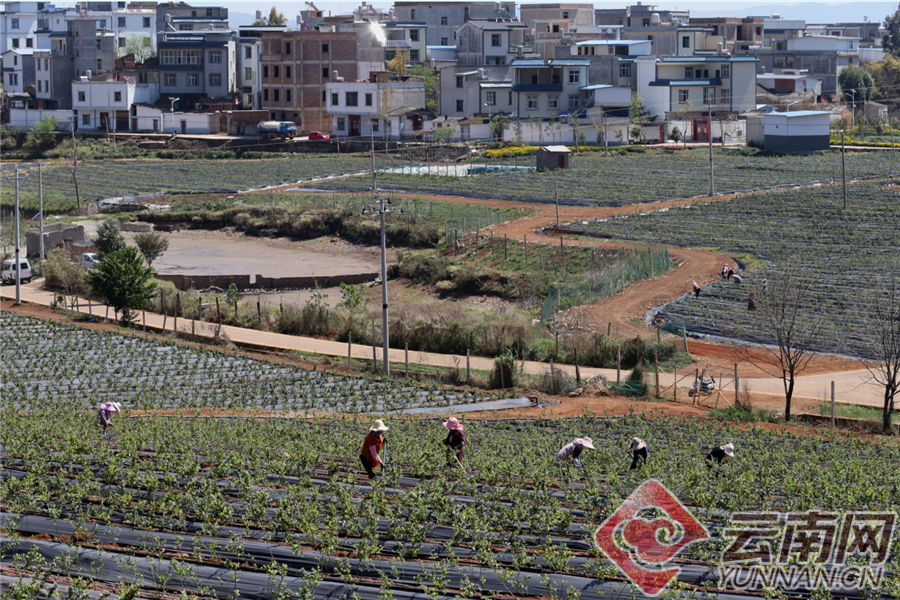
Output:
(257, 121), (297, 140)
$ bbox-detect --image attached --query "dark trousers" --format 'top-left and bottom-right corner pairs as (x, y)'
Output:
(448, 446), (464, 466)
(630, 447), (648, 470)
(360, 455), (377, 479)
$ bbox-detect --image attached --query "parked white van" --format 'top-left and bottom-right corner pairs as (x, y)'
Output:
(1, 258), (32, 284)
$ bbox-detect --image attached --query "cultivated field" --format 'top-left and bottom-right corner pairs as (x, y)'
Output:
(568, 180), (899, 354)
(2, 314), (898, 599)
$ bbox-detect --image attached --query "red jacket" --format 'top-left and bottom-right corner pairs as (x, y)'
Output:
(361, 432), (384, 464)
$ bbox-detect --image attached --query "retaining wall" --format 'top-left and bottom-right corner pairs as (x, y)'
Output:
(156, 272), (377, 291)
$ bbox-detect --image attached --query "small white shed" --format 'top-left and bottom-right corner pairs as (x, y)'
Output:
(763, 110), (831, 153)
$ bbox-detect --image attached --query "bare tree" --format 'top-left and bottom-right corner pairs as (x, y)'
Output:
(851, 271), (900, 434)
(728, 266), (831, 421)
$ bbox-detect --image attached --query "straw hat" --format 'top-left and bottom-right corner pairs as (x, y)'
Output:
(723, 443), (735, 457)
(100, 402), (121, 412)
(370, 419), (389, 432)
(631, 437), (646, 451)
(574, 437), (595, 450)
(443, 417), (463, 431)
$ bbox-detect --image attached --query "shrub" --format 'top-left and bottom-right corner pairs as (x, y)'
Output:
(488, 354), (521, 389)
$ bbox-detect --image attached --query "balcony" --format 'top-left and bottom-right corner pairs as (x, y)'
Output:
(509, 45), (534, 54)
(383, 40), (412, 48)
(261, 54), (282, 62)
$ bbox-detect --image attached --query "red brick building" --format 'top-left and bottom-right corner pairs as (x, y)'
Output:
(260, 31), (358, 133)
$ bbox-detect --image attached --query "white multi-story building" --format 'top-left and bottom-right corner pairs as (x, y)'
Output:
(325, 73), (426, 140)
(87, 4), (156, 57)
(71, 78), (157, 131)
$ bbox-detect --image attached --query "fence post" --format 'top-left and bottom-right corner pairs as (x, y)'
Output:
(500, 357), (505, 389)
(142, 308), (145, 332)
(550, 359), (556, 394)
(347, 332), (352, 368)
(574, 346), (581, 386)
(734, 363), (740, 405)
(674, 367), (677, 402)
(654, 352), (660, 399)
(162, 310), (167, 332)
(616, 345), (621, 385)
(831, 381), (835, 428)
(405, 342), (409, 379)
(88, 298), (92, 316)
(504, 234), (508, 261)
(466, 349), (470, 385)
(524, 233), (527, 263)
(491, 229), (494, 257)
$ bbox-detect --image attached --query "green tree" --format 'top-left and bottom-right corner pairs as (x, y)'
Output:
(868, 54), (900, 101)
(489, 113), (509, 143)
(133, 231), (169, 267)
(121, 35), (155, 62)
(84, 247), (158, 326)
(386, 49), (409, 76)
(838, 64), (875, 103)
(408, 65), (438, 112)
(432, 125), (457, 143)
(226, 283), (241, 308)
(883, 11), (900, 56)
(96, 219), (126, 256)
(512, 120), (524, 146)
(339, 282), (369, 332)
(669, 126), (683, 145)
(253, 6), (287, 26)
(27, 115), (60, 149)
(43, 247), (85, 308)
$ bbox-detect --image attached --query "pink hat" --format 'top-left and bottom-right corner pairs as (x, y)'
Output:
(575, 437), (595, 450)
(723, 443), (735, 457)
(443, 417), (463, 431)
(100, 402), (121, 412)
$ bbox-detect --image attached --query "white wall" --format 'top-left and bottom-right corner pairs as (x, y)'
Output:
(325, 82), (380, 116)
(8, 108), (74, 130)
(72, 82), (135, 111)
(635, 57), (666, 120)
(764, 114), (830, 137)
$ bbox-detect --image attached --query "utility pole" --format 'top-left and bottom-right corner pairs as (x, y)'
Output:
(363, 197), (401, 375)
(11, 166), (28, 305)
(841, 133), (847, 209)
(71, 115), (78, 164)
(707, 103), (714, 196)
(555, 179), (560, 226)
(38, 161), (45, 259)
(371, 119), (377, 200)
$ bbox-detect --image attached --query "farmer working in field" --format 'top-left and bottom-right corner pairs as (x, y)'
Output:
(556, 437), (595, 475)
(691, 281), (702, 297)
(360, 419), (388, 480)
(627, 437), (649, 470)
(706, 443), (734, 464)
(98, 402), (121, 437)
(442, 417), (466, 468)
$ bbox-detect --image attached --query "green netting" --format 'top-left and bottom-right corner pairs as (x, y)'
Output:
(541, 246), (672, 323)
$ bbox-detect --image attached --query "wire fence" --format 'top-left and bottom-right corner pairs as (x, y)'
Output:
(542, 245), (672, 323)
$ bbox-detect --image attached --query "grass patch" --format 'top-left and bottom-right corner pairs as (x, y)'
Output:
(814, 402), (898, 423)
(709, 405), (782, 423)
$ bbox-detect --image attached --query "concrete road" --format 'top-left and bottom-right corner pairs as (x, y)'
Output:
(2, 283), (884, 407)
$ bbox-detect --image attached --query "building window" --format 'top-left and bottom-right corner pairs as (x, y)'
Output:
(568, 95), (579, 110)
(118, 17), (126, 27)
(209, 50), (222, 64)
(8, 73), (17, 86)
(273, 66), (280, 78)
(486, 91), (496, 105)
(245, 67), (252, 80)
(264, 89), (269, 101)
(491, 33), (502, 47)
(97, 59), (103, 71)
(83, 114), (91, 125)
(26, 38), (33, 47)
(138, 72), (147, 83)
(285, 42), (291, 55)
(526, 95), (538, 109)
(245, 47), (252, 59)
(37, 80), (41, 92)
(322, 91), (326, 102)
(274, 89), (279, 101)
(118, 36), (125, 48)
(161, 49), (202, 65)
(441, 37), (448, 45)
(532, 75), (539, 84)
(283, 66), (290, 79)
(568, 69), (580, 84)
(456, 99), (464, 112)
(642, 18), (650, 26)
(721, 64), (731, 78)
(78, 91), (86, 101)
(410, 8), (416, 20)
(332, 92), (339, 106)
(210, 73), (222, 86)
(486, 56), (505, 65)
(11, 18), (19, 28)
(143, 17), (151, 27)
(346, 92), (358, 106)
(263, 65), (269, 77)
(619, 63), (631, 77)
(721, 89), (730, 104)
(323, 67), (329, 79)
(678, 89), (688, 103)
(114, 91), (122, 101)
(286, 89), (291, 102)
(365, 93), (372, 106)
(508, 90), (512, 104)
(11, 38), (19, 48)
(99, 19), (107, 28)
(97, 38), (102, 49)
(372, 119), (379, 132)
(179, 24), (193, 31)
(456, 76), (463, 88)
(322, 43), (329, 53)
(563, 11), (569, 18)
(682, 36), (690, 48)
(548, 95), (559, 109)
(703, 88), (715, 104)
(165, 73), (176, 86)
(337, 117), (346, 131)
(441, 16), (448, 26)
(187, 73), (199, 86)
(409, 29), (419, 42)
(206, 8), (213, 16)
(685, 67), (693, 79)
